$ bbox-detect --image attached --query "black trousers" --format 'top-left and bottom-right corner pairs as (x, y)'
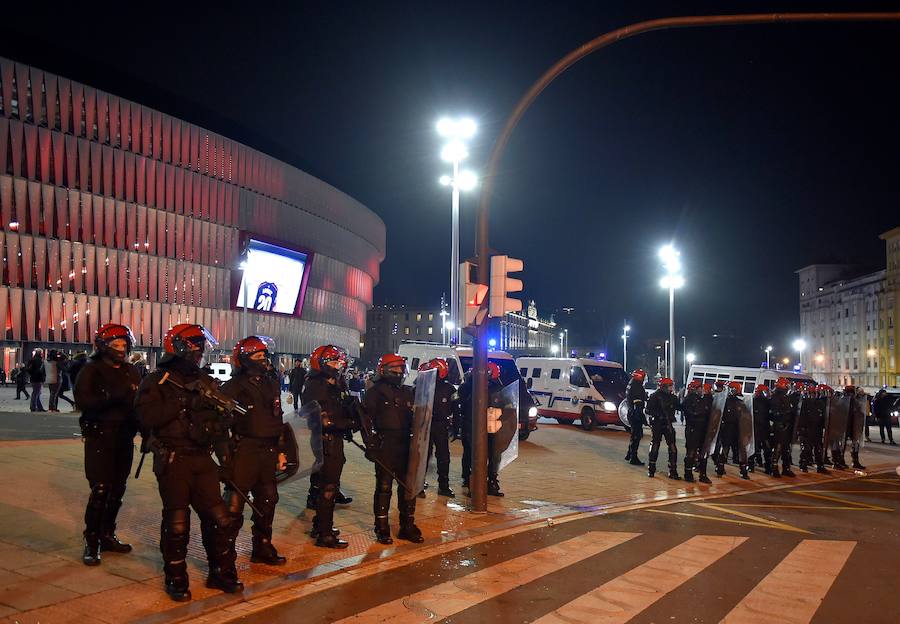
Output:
(684, 419), (707, 473)
(83, 424), (134, 538)
(771, 421), (792, 469)
(799, 422), (825, 468)
(751, 423), (772, 469)
(648, 418), (677, 470)
(626, 411), (644, 459)
(427, 423), (451, 484)
(154, 449), (236, 582)
(879, 417), (895, 443)
(461, 430), (500, 481)
(225, 438), (279, 547)
(715, 420), (747, 469)
(374, 432), (415, 527)
(314, 433), (346, 534)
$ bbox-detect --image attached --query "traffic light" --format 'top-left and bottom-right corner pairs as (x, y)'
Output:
(459, 261), (489, 328)
(489, 255), (524, 317)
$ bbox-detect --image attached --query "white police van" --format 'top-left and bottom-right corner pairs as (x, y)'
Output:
(516, 356), (628, 431)
(397, 342), (538, 440)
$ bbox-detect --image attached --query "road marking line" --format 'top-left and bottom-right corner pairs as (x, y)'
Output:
(646, 504), (811, 533)
(533, 535), (746, 624)
(720, 540), (855, 624)
(791, 490), (893, 511)
(333, 531), (639, 623)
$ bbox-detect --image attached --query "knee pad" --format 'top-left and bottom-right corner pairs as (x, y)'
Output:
(205, 503), (233, 530)
(163, 508), (190, 538)
(225, 488), (244, 516)
(375, 478), (393, 495)
(256, 483), (279, 508)
(90, 482), (110, 501)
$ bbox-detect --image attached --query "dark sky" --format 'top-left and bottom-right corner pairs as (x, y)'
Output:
(3, 1), (900, 368)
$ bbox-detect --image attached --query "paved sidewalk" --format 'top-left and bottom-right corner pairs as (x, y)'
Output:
(1, 412), (898, 623)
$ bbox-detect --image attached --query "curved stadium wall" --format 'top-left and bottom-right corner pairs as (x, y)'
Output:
(0, 57), (385, 364)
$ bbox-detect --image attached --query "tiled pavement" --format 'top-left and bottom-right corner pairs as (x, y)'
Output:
(1, 399), (898, 624)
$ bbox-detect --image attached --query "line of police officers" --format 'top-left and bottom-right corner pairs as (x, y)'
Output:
(72, 322), (489, 602)
(624, 368), (870, 483)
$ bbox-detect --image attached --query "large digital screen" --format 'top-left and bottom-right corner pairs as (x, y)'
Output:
(236, 239), (309, 315)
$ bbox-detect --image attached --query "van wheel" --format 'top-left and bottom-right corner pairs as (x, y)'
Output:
(580, 408), (595, 431)
(518, 428), (531, 441)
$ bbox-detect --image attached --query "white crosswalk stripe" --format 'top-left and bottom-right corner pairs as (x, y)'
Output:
(333, 531), (640, 624)
(533, 535), (747, 624)
(720, 539), (856, 624)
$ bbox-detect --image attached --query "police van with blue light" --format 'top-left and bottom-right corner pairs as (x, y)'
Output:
(516, 356), (629, 431)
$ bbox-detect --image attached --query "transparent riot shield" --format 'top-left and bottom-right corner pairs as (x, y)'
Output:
(736, 396), (754, 460)
(275, 420), (301, 484)
(792, 399), (804, 444)
(618, 399), (630, 427)
(404, 368), (436, 500)
(825, 395), (851, 453)
(702, 391), (727, 459)
(850, 395), (868, 449)
(296, 400), (324, 480)
(492, 380), (520, 473)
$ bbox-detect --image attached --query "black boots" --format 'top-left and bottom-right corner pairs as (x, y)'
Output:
(698, 473), (712, 484)
(315, 485), (348, 549)
(667, 467), (681, 480)
(251, 538), (287, 566)
(335, 490), (353, 505)
(165, 577), (191, 602)
(781, 467), (796, 477)
(374, 486), (393, 544)
(851, 452), (866, 470)
(100, 498), (132, 553)
(739, 465), (750, 480)
(206, 567), (244, 593)
(647, 463), (656, 478)
(487, 478), (504, 497)
(629, 456), (645, 466)
(82, 534), (101, 566)
(437, 479), (455, 498)
(397, 497), (424, 543)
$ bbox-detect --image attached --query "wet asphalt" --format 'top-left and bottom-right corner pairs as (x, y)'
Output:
(235, 470), (900, 624)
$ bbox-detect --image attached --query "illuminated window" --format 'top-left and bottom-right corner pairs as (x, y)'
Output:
(416, 313), (422, 321)
(427, 327), (433, 335)
(404, 327), (410, 336)
(428, 313), (433, 321)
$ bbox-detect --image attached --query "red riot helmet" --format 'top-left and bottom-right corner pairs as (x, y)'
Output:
(377, 353), (407, 384)
(687, 380), (702, 393)
(631, 369), (647, 381)
(94, 323), (135, 364)
(163, 323), (217, 366)
(775, 377), (791, 390)
(418, 358), (449, 380)
(310, 345), (347, 378)
(727, 381), (743, 396)
(702, 383), (713, 395)
(487, 361), (501, 382)
(233, 335), (275, 373)
(658, 377), (674, 392)
(755, 384), (769, 397)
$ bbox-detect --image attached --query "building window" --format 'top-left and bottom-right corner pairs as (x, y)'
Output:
(428, 313), (433, 321)
(405, 313), (410, 321)
(416, 326), (421, 335)
(404, 327), (410, 336)
(427, 326), (433, 335)
(416, 313), (422, 321)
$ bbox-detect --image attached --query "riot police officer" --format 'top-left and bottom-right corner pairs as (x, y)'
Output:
(797, 384), (828, 473)
(715, 382), (750, 479)
(135, 324), (242, 601)
(645, 377), (680, 479)
(302, 345), (354, 549)
(848, 386), (867, 469)
(364, 354), (424, 545)
(74, 323), (142, 566)
(769, 377), (796, 477)
(682, 380), (711, 483)
(749, 384), (772, 474)
(458, 362), (507, 496)
(624, 369), (648, 466)
(220, 336), (286, 565)
(419, 358), (457, 498)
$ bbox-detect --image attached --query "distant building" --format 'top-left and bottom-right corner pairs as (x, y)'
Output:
(797, 226), (899, 389)
(360, 304), (443, 367)
(493, 300), (557, 356)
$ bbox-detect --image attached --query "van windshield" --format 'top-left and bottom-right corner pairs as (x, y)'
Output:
(584, 365), (629, 387)
(459, 357), (521, 386)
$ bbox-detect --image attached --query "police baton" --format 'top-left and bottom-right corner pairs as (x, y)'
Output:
(224, 479), (264, 518)
(345, 435), (418, 496)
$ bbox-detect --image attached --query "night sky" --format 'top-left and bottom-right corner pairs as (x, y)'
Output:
(3, 1), (899, 369)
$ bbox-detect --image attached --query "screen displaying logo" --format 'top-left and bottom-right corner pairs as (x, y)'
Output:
(236, 239), (309, 315)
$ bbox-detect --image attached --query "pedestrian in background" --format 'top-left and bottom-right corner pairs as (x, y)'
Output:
(68, 352), (90, 389)
(288, 358), (306, 409)
(0, 365), (6, 386)
(14, 364), (30, 400)
(46, 350), (60, 412)
(27, 349), (47, 412)
(53, 353), (76, 411)
(130, 353), (149, 378)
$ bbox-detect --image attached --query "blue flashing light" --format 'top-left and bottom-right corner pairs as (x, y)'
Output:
(598, 352), (607, 360)
(488, 338), (497, 348)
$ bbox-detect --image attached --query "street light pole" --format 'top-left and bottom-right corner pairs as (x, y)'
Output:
(240, 260), (249, 338)
(681, 335), (687, 387)
(622, 323), (630, 371)
(765, 345), (773, 369)
(450, 155), (460, 344)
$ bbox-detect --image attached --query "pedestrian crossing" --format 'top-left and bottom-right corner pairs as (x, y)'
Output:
(336, 531), (857, 624)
